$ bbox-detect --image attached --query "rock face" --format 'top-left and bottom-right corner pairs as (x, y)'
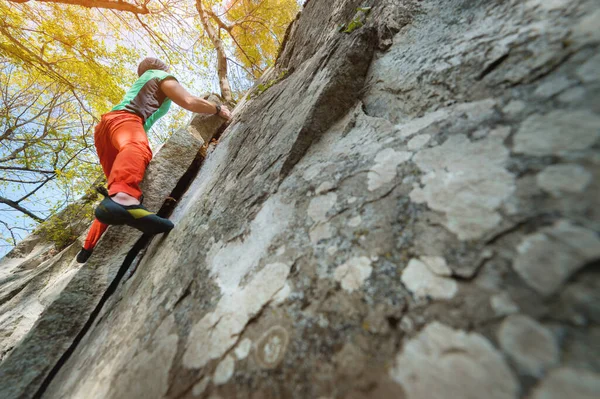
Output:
(1, 0), (600, 398)
(0, 127), (207, 398)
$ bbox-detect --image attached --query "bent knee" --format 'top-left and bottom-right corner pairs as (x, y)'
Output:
(122, 140), (152, 160)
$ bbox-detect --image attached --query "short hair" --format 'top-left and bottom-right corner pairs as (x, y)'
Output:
(137, 57), (168, 76)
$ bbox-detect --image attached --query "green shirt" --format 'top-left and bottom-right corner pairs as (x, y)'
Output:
(112, 69), (177, 132)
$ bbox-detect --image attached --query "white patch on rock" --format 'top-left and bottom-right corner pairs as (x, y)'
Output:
(183, 262), (290, 369)
(303, 162), (328, 180)
(513, 220), (600, 296)
(317, 314), (329, 328)
(367, 148), (412, 191)
(572, 9), (600, 47)
(407, 134), (431, 151)
(224, 177), (237, 192)
(490, 293), (520, 316)
(558, 86), (586, 103)
(213, 355), (235, 385)
(234, 338), (252, 360)
(529, 367), (600, 399)
(420, 256), (452, 277)
(536, 164), (592, 195)
(347, 196), (357, 204)
(390, 322), (519, 399)
(454, 99), (497, 122)
(401, 258), (458, 299)
(513, 111), (600, 156)
(534, 76), (574, 98)
(326, 245), (337, 256)
(410, 134), (515, 240)
(498, 315), (559, 377)
(503, 100), (526, 116)
(333, 256), (373, 292)
(272, 282), (291, 305)
(315, 181), (334, 194)
(307, 193), (337, 223)
(206, 197), (293, 294)
(192, 377), (210, 397)
(489, 126), (511, 141)
(347, 215), (362, 227)
(395, 109), (448, 138)
(309, 223), (332, 244)
(255, 326), (290, 369)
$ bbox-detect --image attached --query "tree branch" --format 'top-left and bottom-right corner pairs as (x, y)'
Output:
(0, 195), (45, 223)
(0, 166), (55, 174)
(8, 0), (150, 15)
(195, 0), (233, 102)
(206, 8), (233, 31)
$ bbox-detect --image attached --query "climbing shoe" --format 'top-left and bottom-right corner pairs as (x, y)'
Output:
(94, 190), (174, 235)
(76, 247), (93, 263)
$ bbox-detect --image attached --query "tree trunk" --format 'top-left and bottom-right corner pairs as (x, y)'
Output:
(195, 0), (233, 103)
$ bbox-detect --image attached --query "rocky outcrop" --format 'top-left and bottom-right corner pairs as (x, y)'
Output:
(1, 0), (599, 398)
(0, 126), (214, 398)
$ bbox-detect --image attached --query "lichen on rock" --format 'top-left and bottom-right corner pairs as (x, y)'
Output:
(410, 131), (515, 240)
(390, 322), (519, 399)
(401, 258), (457, 300)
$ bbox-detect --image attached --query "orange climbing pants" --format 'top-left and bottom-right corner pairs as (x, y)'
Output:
(83, 111), (153, 250)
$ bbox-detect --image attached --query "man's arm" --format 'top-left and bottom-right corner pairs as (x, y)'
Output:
(160, 78), (231, 120)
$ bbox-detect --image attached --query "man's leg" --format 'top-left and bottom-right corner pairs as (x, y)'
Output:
(77, 219), (108, 262)
(78, 115), (117, 262)
(106, 113), (152, 202)
(83, 220), (109, 250)
(94, 112), (174, 234)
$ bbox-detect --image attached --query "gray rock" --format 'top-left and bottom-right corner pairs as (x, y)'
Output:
(2, 0), (599, 397)
(513, 111), (600, 156)
(491, 293), (520, 316)
(0, 127), (204, 399)
(536, 164), (592, 195)
(576, 53), (600, 83)
(498, 315), (559, 377)
(513, 221), (600, 296)
(529, 367), (600, 399)
(187, 94), (227, 145)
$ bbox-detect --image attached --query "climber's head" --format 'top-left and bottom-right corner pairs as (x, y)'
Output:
(137, 57), (169, 77)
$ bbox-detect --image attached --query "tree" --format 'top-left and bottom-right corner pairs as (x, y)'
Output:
(0, 1), (139, 251)
(219, 0), (299, 78)
(0, 62), (102, 248)
(8, 0), (153, 14)
(195, 0), (299, 102)
(2, 0), (299, 102)
(0, 1), (139, 108)
(0, 0), (299, 253)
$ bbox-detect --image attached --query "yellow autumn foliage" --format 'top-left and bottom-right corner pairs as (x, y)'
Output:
(225, 0), (300, 78)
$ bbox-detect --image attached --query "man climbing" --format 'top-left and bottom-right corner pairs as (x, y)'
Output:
(77, 57), (231, 263)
